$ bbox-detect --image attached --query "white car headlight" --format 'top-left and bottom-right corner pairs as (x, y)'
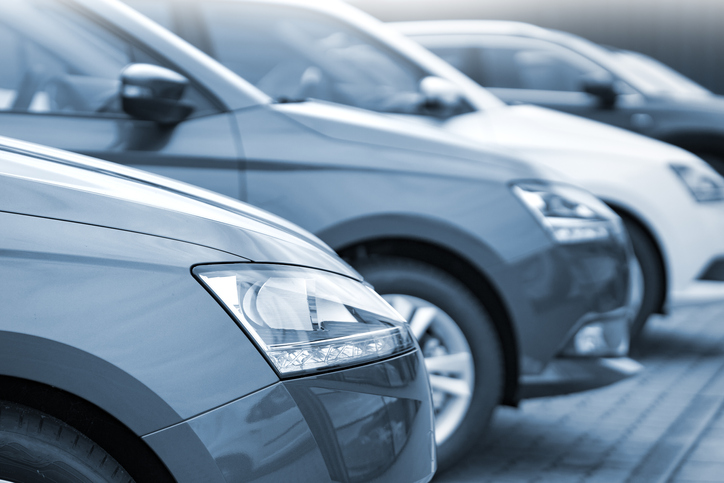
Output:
(670, 164), (724, 202)
(194, 264), (415, 377)
(512, 182), (619, 244)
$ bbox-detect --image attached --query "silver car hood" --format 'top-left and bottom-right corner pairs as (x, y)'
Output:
(0, 136), (359, 278)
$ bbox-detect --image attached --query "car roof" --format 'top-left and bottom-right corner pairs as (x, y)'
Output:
(391, 20), (555, 38)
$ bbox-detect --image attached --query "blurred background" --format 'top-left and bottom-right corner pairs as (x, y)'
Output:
(347, 0), (724, 95)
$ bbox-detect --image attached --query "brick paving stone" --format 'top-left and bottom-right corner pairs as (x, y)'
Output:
(433, 303), (724, 483)
(686, 439), (724, 463)
(584, 468), (632, 483)
(670, 461), (724, 482)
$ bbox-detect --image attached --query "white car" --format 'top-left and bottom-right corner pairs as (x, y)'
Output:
(390, 19), (724, 335)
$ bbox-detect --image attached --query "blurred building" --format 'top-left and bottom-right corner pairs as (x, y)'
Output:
(348, 0), (724, 95)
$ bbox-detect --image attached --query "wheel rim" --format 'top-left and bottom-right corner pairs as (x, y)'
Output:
(384, 294), (475, 445)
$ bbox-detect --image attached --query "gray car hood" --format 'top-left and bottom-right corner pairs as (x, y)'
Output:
(271, 100), (564, 183)
(0, 136), (358, 278)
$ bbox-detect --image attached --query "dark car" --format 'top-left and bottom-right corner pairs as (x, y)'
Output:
(0, 135), (436, 482)
(397, 20), (724, 176)
(0, 0), (640, 470)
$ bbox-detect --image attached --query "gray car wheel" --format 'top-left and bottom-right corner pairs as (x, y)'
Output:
(0, 401), (133, 483)
(354, 257), (503, 472)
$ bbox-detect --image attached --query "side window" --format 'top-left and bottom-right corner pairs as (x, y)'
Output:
(474, 36), (608, 92)
(429, 46), (501, 87)
(428, 46), (476, 79)
(0, 0), (216, 117)
(199, 2), (430, 114)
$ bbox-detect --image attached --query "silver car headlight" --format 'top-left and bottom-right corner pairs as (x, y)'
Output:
(512, 182), (619, 244)
(194, 264), (415, 377)
(670, 164), (724, 202)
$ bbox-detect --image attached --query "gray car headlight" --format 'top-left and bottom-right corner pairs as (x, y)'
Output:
(194, 264), (415, 377)
(512, 182), (618, 244)
(670, 164), (724, 202)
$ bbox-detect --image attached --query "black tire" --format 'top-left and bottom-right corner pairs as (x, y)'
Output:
(623, 217), (664, 348)
(353, 257), (503, 473)
(0, 401), (134, 483)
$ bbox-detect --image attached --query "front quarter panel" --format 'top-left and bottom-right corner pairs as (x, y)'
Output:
(0, 212), (278, 435)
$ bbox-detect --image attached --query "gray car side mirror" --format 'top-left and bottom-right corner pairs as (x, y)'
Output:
(121, 63), (193, 124)
(419, 76), (468, 118)
(582, 72), (618, 109)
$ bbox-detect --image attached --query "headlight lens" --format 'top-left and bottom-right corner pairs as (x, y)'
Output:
(512, 182), (618, 244)
(670, 164), (724, 202)
(194, 264), (415, 377)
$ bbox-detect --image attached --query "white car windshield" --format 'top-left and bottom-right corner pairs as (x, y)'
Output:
(611, 50), (711, 98)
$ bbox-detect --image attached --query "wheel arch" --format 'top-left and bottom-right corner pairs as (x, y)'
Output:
(0, 331), (178, 482)
(0, 376), (174, 482)
(319, 214), (521, 406)
(605, 201), (668, 314)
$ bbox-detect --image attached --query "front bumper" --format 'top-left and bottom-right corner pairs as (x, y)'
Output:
(519, 357), (643, 399)
(672, 256), (724, 307)
(660, 199), (724, 309)
(142, 350), (435, 483)
(518, 254), (643, 399)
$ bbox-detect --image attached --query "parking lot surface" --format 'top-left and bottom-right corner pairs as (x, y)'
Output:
(435, 302), (724, 483)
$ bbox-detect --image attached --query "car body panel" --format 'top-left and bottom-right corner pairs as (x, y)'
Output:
(0, 210), (278, 434)
(0, 137), (357, 278)
(144, 351), (435, 483)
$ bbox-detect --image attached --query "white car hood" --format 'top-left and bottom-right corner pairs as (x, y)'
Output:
(446, 104), (699, 166)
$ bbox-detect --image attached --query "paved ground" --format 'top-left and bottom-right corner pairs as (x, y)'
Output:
(435, 302), (724, 483)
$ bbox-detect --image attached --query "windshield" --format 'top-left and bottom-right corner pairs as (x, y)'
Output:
(201, 3), (476, 116)
(611, 50), (711, 98)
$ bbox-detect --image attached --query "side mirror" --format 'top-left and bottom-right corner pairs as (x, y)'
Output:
(419, 76), (468, 118)
(121, 63), (193, 124)
(581, 72), (618, 109)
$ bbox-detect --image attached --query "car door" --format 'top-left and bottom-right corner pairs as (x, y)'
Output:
(426, 34), (647, 131)
(0, 0), (243, 200)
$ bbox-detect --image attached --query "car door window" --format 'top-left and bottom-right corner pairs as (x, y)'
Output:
(0, 0), (216, 117)
(432, 36), (609, 92)
(199, 2), (431, 114)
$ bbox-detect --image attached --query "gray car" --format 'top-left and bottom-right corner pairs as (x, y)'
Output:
(0, 0), (640, 470)
(0, 135), (436, 482)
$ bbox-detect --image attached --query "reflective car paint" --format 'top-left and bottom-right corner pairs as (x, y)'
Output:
(145, 351), (434, 482)
(0, 138), (436, 481)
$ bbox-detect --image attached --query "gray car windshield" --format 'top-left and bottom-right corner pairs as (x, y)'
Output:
(201, 3), (432, 114)
(611, 50), (711, 98)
